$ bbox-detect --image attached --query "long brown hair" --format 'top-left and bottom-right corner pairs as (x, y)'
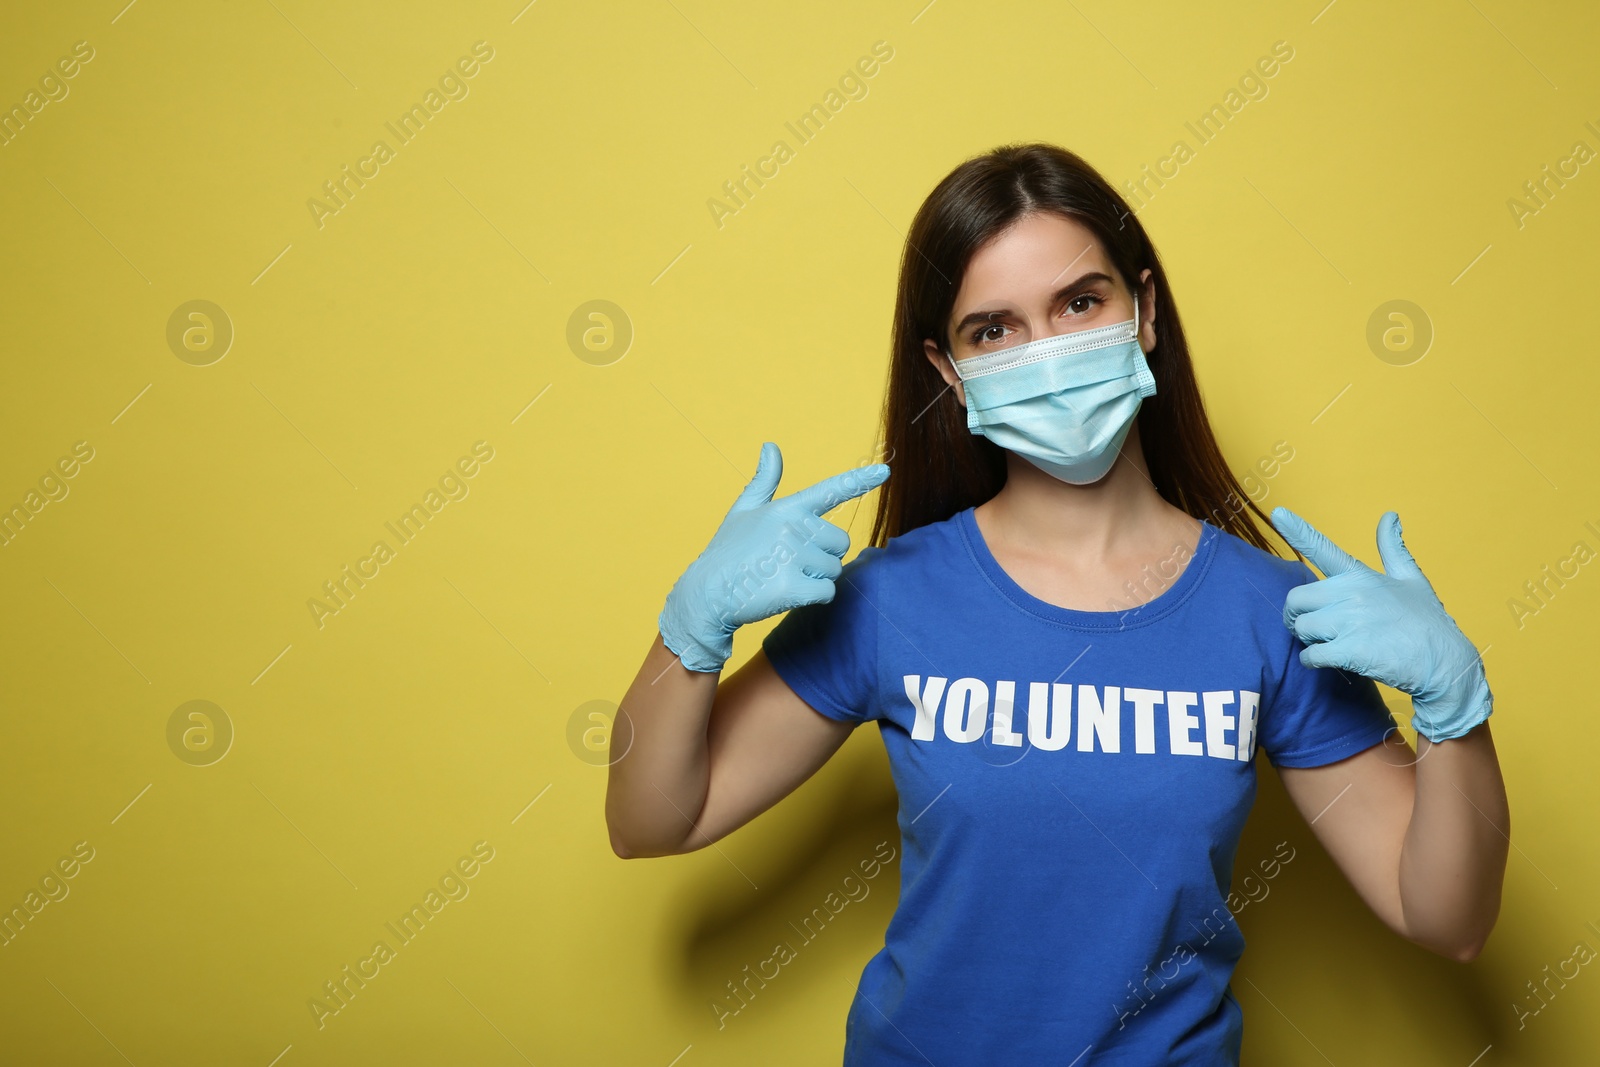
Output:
(867, 141), (1290, 560)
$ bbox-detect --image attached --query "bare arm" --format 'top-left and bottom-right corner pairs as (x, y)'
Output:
(605, 632), (855, 858)
(1277, 720), (1509, 961)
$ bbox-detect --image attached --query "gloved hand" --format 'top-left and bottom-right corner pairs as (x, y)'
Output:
(1270, 507), (1493, 743)
(658, 442), (890, 673)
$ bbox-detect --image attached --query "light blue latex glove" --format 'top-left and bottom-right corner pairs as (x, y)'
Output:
(1270, 507), (1493, 743)
(658, 442), (890, 673)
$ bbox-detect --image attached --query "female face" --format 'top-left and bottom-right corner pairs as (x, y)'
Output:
(922, 211), (1156, 407)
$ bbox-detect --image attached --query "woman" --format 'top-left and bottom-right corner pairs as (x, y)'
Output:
(606, 142), (1509, 1065)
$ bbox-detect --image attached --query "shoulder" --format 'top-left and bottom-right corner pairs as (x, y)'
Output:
(843, 508), (966, 581)
(1197, 522), (1322, 675)
(1205, 520), (1316, 596)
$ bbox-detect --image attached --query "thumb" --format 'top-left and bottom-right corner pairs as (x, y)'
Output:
(1375, 510), (1428, 583)
(731, 441), (783, 510)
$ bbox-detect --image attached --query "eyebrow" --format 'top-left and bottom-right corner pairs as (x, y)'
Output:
(952, 271), (1116, 336)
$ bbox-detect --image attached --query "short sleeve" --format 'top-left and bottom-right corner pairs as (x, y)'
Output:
(760, 547), (882, 724)
(1258, 563), (1399, 769)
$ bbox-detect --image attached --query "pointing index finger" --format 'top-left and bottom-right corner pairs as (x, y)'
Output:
(1271, 506), (1364, 578)
(788, 462), (891, 516)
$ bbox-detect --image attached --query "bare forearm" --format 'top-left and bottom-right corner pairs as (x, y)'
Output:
(604, 632), (718, 858)
(1398, 721), (1510, 959)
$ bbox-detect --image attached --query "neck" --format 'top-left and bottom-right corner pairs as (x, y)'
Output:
(979, 423), (1180, 561)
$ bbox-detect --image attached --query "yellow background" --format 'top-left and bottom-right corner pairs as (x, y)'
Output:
(1, 0), (1596, 1063)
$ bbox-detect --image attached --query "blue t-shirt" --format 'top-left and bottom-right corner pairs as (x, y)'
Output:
(761, 505), (1397, 1067)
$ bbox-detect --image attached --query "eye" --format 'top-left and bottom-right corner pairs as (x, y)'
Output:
(969, 322), (1010, 345)
(1064, 293), (1103, 317)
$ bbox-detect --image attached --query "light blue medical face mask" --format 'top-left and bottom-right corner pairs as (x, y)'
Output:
(946, 294), (1156, 485)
